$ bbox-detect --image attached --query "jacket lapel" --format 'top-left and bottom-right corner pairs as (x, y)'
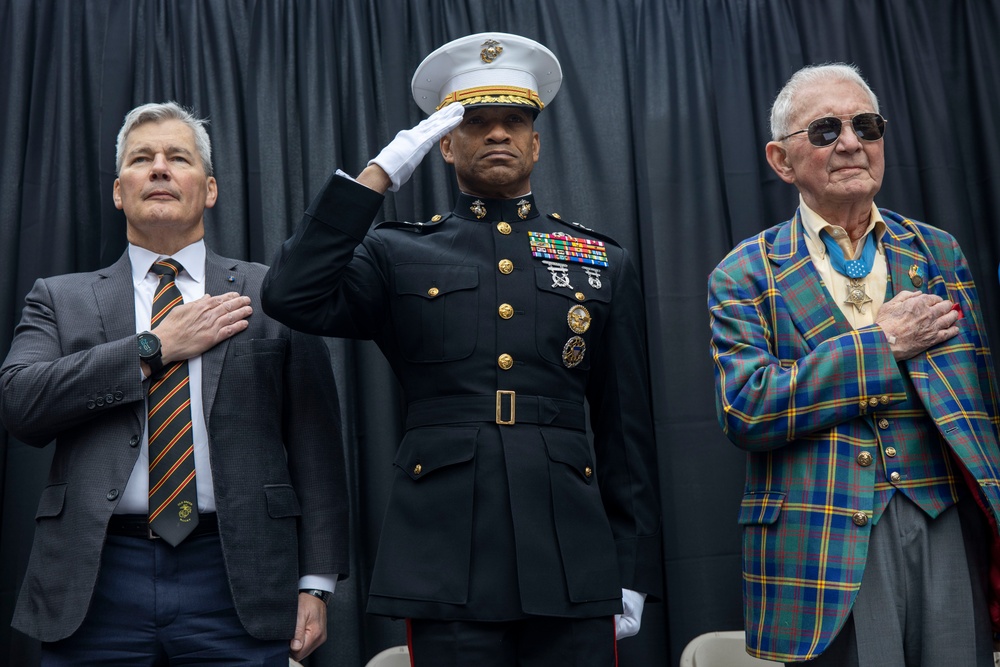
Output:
(200, 251), (245, 423)
(769, 210), (854, 350)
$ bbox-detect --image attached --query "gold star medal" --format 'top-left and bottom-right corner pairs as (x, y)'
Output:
(844, 278), (873, 314)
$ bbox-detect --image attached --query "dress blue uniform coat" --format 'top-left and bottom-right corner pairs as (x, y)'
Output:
(262, 174), (663, 620)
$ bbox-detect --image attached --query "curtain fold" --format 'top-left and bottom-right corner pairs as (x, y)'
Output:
(2, 1), (999, 664)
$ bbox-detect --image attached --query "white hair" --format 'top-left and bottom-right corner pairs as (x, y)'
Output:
(769, 63), (880, 141)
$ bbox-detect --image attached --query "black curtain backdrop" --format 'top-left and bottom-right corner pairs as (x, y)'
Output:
(2, 1), (1000, 665)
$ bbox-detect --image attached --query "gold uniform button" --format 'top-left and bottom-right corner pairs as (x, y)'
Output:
(852, 512), (869, 527)
(885, 447), (897, 457)
(497, 221), (512, 235)
(551, 212), (562, 219)
(878, 418), (889, 429)
(890, 471), (901, 483)
(431, 214), (442, 222)
(413, 463), (422, 475)
(427, 287), (440, 297)
(880, 395), (889, 404)
(498, 354), (514, 370)
(575, 292), (586, 301)
(498, 304), (514, 319)
(857, 451), (873, 467)
(868, 397), (879, 407)
(498, 259), (514, 274)
(584, 466), (593, 478)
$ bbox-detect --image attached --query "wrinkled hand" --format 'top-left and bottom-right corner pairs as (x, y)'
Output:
(290, 592), (328, 662)
(368, 103), (465, 191)
(615, 588), (646, 639)
(153, 292), (252, 367)
(875, 290), (960, 361)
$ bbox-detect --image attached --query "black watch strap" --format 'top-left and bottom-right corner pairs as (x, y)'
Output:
(300, 588), (332, 605)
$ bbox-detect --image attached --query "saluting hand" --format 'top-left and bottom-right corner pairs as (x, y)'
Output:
(365, 103), (466, 192)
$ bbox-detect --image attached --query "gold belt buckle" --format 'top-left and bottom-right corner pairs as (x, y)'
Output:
(496, 390), (515, 425)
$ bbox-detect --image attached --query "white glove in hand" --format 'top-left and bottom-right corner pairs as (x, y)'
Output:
(615, 588), (646, 639)
(368, 103), (465, 191)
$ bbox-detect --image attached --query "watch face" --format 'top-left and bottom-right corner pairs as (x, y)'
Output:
(137, 333), (160, 358)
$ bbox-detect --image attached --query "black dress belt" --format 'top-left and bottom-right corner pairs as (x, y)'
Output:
(107, 513), (218, 540)
(405, 392), (586, 431)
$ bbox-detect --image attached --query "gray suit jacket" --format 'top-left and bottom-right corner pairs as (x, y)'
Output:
(0, 249), (348, 642)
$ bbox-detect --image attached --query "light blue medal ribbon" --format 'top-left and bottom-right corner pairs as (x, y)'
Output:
(821, 230), (876, 278)
(822, 230), (877, 313)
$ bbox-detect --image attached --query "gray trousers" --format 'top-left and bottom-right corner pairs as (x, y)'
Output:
(793, 491), (994, 667)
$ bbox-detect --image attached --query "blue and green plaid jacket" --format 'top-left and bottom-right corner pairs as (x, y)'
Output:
(708, 208), (1000, 662)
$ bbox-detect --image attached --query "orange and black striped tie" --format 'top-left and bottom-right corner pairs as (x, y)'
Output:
(147, 258), (199, 546)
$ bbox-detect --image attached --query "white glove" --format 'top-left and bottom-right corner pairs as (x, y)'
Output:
(368, 103), (465, 191)
(615, 588), (646, 639)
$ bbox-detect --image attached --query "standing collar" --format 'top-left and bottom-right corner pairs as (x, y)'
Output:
(451, 192), (539, 223)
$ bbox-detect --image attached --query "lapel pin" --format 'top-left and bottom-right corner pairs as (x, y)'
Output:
(908, 264), (923, 288)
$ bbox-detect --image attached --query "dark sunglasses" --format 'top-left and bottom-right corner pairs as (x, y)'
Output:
(780, 113), (887, 147)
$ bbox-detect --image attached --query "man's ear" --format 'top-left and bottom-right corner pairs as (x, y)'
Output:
(765, 141), (796, 184)
(113, 179), (123, 210)
(440, 134), (454, 164)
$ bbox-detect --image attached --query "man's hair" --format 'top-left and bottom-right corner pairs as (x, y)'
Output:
(769, 63), (880, 141)
(115, 101), (213, 176)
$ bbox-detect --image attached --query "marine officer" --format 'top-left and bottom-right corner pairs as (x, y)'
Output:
(262, 32), (663, 666)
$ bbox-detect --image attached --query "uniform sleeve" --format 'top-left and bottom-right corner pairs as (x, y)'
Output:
(707, 259), (907, 452)
(262, 173), (389, 339)
(585, 247), (664, 599)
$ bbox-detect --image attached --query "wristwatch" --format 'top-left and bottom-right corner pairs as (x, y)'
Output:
(300, 588), (332, 605)
(136, 331), (164, 376)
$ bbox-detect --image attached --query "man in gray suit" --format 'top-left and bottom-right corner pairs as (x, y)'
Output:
(0, 102), (348, 665)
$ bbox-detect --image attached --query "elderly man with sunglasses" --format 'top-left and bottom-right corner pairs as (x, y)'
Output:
(709, 63), (1000, 666)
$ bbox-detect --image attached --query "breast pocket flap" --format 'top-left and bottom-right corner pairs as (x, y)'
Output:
(394, 263), (479, 299)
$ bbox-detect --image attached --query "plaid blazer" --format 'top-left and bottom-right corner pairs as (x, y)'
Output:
(708, 208), (1000, 662)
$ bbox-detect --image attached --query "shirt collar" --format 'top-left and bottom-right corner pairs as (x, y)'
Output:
(799, 195), (886, 257)
(129, 239), (207, 286)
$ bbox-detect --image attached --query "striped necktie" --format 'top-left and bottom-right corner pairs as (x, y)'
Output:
(147, 258), (199, 545)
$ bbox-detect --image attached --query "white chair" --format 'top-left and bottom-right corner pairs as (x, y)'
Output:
(679, 631), (782, 667)
(365, 644), (411, 667)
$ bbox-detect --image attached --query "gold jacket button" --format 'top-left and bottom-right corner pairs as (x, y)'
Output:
(498, 259), (514, 274)
(879, 395), (889, 404)
(868, 397), (879, 407)
(885, 446), (897, 457)
(878, 418), (889, 429)
(890, 471), (901, 482)
(427, 287), (440, 297)
(498, 354), (514, 370)
(584, 466), (593, 478)
(857, 451), (873, 467)
(413, 463), (422, 475)
(497, 221), (512, 235)
(498, 304), (514, 319)
(575, 292), (586, 301)
(431, 214), (442, 222)
(852, 512), (869, 527)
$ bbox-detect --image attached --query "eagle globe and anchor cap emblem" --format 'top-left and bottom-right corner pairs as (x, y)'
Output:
(480, 38), (504, 63)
